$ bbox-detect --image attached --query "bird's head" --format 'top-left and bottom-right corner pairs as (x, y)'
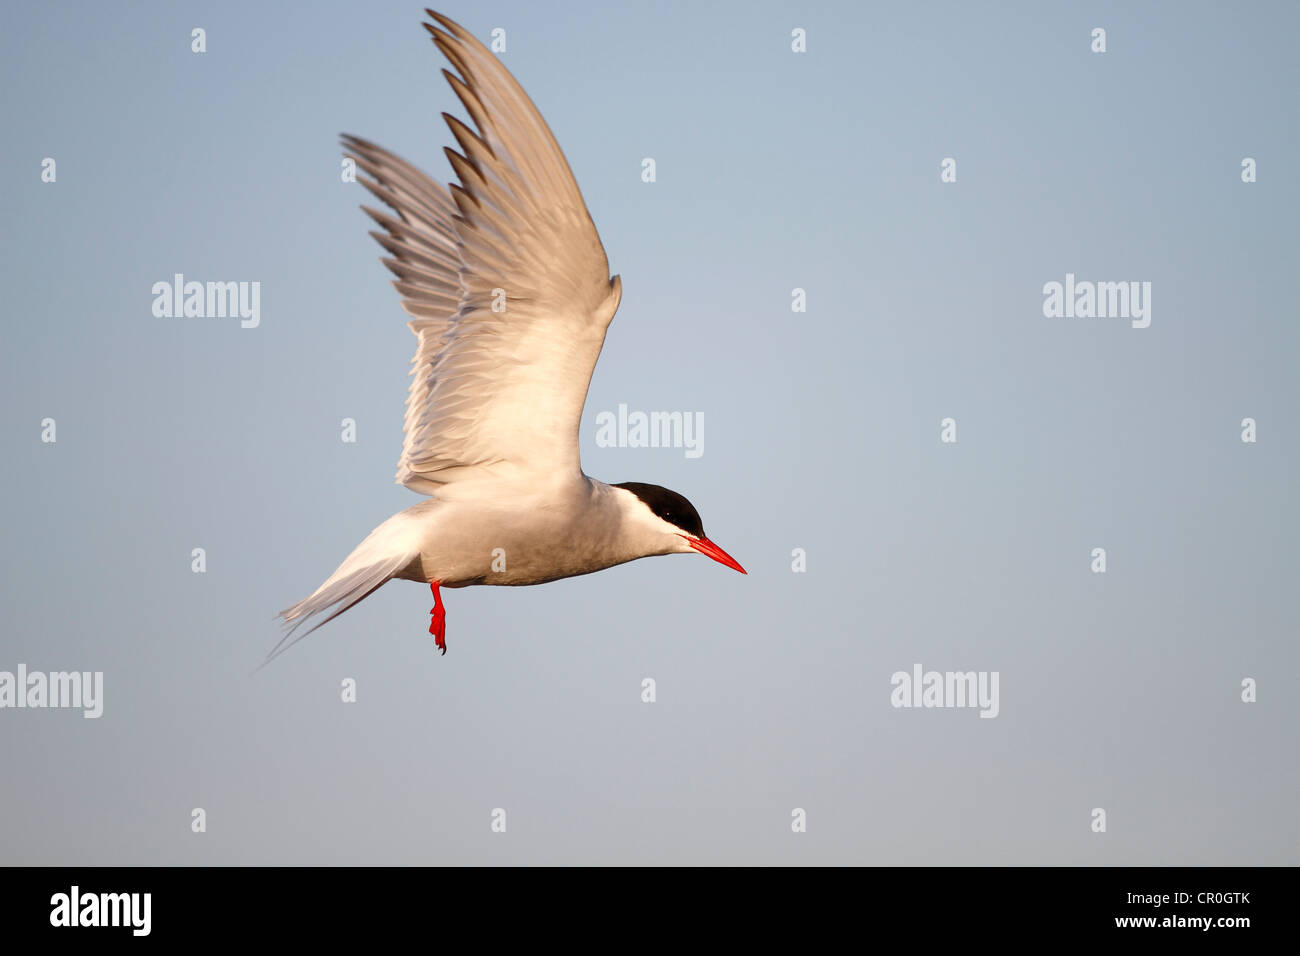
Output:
(612, 482), (746, 574)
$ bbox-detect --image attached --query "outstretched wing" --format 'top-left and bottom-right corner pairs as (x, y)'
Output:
(340, 133), (462, 491)
(344, 9), (621, 494)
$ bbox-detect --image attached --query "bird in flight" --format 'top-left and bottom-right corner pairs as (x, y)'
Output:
(270, 10), (745, 666)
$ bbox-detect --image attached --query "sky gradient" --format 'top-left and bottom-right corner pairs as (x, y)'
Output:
(1, 0), (1296, 864)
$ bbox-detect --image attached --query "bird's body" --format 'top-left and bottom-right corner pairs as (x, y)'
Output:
(312, 477), (680, 593)
(271, 10), (743, 664)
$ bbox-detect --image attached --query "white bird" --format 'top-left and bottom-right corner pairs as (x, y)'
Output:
(270, 10), (745, 666)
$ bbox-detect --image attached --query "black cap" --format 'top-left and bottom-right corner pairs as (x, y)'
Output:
(613, 482), (706, 538)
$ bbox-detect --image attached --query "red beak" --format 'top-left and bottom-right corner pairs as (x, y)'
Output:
(681, 535), (747, 574)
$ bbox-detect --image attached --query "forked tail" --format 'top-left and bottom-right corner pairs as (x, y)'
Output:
(263, 537), (419, 669)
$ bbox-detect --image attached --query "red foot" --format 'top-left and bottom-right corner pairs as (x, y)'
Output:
(428, 580), (447, 655)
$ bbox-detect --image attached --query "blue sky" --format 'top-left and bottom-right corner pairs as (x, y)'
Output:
(1, 0), (1296, 864)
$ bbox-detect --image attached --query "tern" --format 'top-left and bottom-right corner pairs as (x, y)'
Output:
(270, 10), (745, 665)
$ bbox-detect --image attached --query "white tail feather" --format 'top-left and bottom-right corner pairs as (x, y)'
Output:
(265, 515), (425, 668)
